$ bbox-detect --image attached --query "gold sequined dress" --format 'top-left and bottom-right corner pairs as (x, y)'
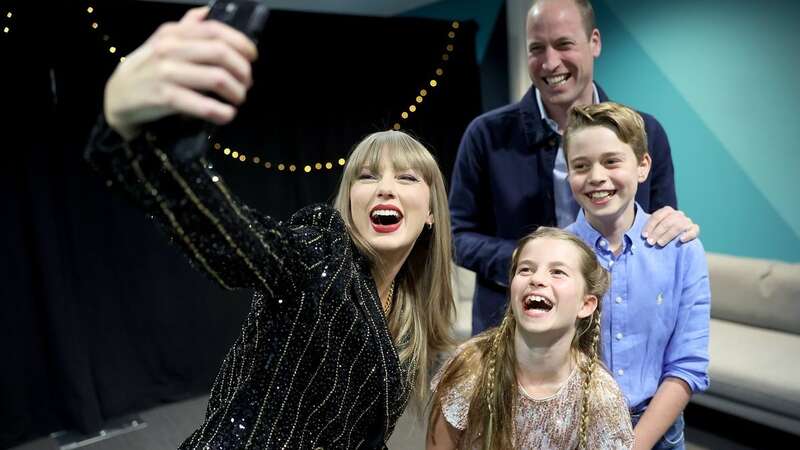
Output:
(85, 120), (414, 449)
(431, 348), (634, 449)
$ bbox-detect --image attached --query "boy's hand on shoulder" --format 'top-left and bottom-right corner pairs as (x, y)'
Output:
(642, 206), (700, 247)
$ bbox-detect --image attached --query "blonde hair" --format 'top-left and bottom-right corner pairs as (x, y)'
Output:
(429, 227), (608, 449)
(563, 101), (649, 164)
(333, 130), (455, 408)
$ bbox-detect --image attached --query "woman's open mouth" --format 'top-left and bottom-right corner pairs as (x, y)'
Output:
(370, 205), (403, 233)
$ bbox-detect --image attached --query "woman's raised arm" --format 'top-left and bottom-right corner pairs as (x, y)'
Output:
(85, 7), (328, 297)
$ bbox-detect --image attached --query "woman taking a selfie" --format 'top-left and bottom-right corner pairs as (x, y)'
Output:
(86, 7), (455, 449)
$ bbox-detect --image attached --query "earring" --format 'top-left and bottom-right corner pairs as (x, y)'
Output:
(427, 222), (433, 230)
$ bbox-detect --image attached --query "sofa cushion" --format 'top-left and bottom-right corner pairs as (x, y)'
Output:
(707, 253), (800, 334)
(706, 318), (800, 420)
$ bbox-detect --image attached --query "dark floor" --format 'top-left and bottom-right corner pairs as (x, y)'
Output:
(10, 396), (799, 450)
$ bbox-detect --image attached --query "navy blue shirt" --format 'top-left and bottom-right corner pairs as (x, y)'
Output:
(567, 207), (710, 409)
(449, 86), (678, 334)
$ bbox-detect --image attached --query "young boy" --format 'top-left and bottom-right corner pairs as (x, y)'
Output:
(563, 102), (710, 450)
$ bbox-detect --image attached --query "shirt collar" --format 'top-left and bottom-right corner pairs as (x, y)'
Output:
(626, 204), (649, 254)
(572, 203), (648, 255)
(535, 83), (600, 134)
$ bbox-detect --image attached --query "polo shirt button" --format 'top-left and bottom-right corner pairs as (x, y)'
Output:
(617, 369), (624, 376)
(609, 260), (615, 267)
(615, 297), (623, 304)
(616, 332), (623, 340)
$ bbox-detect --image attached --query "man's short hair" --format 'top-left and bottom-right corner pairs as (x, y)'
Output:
(531, 0), (596, 40)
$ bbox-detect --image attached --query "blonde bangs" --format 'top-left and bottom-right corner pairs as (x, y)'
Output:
(346, 131), (437, 183)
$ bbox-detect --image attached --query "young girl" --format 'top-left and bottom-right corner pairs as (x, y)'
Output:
(427, 227), (633, 449)
(86, 7), (455, 448)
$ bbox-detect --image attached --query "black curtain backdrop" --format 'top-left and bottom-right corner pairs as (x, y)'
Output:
(1, 0), (481, 447)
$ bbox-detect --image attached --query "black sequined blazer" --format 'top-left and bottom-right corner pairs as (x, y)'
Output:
(85, 120), (413, 449)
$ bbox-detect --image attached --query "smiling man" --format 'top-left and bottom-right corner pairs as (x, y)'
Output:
(449, 0), (699, 335)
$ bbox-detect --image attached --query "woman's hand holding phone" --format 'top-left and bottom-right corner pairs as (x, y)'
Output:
(104, 6), (258, 140)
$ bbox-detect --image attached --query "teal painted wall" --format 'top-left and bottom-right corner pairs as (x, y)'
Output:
(593, 0), (800, 262)
(401, 0), (505, 62)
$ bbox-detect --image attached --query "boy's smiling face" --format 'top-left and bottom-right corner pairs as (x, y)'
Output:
(567, 125), (651, 227)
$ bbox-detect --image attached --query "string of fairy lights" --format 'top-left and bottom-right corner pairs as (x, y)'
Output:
(84, 3), (461, 175)
(3, 9), (12, 34)
(86, 5), (126, 63)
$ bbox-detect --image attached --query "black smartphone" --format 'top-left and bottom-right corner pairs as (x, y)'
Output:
(145, 0), (270, 162)
(207, 0), (270, 44)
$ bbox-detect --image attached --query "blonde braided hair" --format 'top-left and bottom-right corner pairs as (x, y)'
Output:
(483, 315), (511, 449)
(427, 316), (516, 450)
(577, 309), (602, 448)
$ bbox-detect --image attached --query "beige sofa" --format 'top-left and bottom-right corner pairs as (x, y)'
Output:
(451, 252), (800, 435)
(692, 253), (800, 435)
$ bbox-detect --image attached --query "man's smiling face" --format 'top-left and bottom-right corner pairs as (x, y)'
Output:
(526, 0), (601, 113)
